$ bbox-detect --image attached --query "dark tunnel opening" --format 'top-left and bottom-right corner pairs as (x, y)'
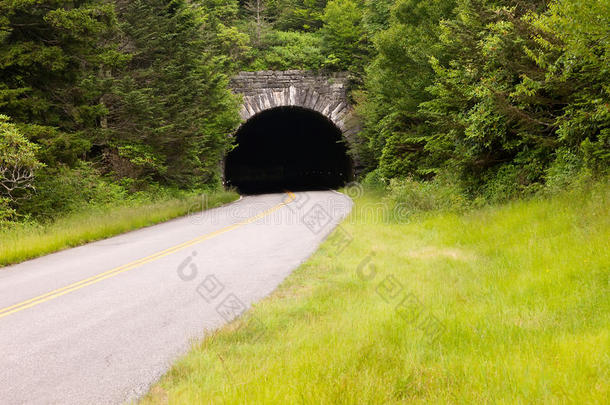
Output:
(224, 106), (353, 194)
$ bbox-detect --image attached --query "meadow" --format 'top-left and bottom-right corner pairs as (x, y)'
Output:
(142, 183), (609, 404)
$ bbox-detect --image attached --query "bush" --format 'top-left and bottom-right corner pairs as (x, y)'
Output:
(0, 196), (16, 224)
(543, 148), (585, 194)
(482, 160), (545, 204)
(18, 163), (128, 219)
(246, 31), (327, 70)
(386, 174), (468, 221)
(360, 168), (387, 190)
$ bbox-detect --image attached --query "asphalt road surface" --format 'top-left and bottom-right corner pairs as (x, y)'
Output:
(0, 191), (352, 404)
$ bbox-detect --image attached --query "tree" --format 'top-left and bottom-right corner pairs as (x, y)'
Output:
(0, 0), (120, 167)
(321, 0), (367, 72)
(269, 0), (329, 31)
(0, 115), (44, 202)
(530, 0), (610, 174)
(245, 0), (270, 46)
(362, 0), (394, 34)
(106, 0), (241, 188)
(200, 0), (248, 67)
(359, 0), (456, 179)
(420, 0), (575, 197)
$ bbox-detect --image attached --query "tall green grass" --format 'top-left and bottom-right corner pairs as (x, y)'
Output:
(141, 184), (609, 404)
(0, 191), (238, 267)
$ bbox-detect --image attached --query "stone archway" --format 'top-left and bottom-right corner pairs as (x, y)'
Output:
(226, 70), (360, 193)
(230, 70), (359, 139)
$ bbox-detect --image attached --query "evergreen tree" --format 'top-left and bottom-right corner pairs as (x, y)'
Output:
(359, 0), (455, 179)
(245, 0), (270, 46)
(421, 0), (570, 197)
(107, 0), (241, 187)
(360, 0), (608, 198)
(530, 0), (610, 174)
(269, 0), (329, 31)
(321, 0), (367, 72)
(0, 0), (120, 166)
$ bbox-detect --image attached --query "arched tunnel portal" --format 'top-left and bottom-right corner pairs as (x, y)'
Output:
(225, 106), (353, 194)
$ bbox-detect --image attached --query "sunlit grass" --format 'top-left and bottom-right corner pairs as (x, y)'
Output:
(141, 183), (609, 404)
(0, 191), (239, 267)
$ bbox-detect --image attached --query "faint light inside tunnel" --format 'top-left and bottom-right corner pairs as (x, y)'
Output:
(224, 106), (353, 194)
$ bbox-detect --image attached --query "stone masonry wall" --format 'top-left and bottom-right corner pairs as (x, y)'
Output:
(230, 70), (358, 137)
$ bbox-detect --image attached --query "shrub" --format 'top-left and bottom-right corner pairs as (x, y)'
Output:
(247, 31), (327, 70)
(0, 196), (16, 224)
(18, 163), (128, 219)
(543, 148), (585, 194)
(386, 174), (468, 221)
(0, 115), (44, 202)
(482, 160), (545, 204)
(361, 168), (387, 190)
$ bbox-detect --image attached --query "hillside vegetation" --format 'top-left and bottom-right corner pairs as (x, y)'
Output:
(1, 0), (608, 228)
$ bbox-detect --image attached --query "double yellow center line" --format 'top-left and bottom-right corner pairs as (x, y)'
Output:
(0, 192), (296, 320)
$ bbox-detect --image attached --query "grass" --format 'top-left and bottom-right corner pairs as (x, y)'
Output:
(0, 191), (239, 267)
(141, 183), (609, 404)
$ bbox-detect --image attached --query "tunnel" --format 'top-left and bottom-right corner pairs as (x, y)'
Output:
(224, 106), (353, 194)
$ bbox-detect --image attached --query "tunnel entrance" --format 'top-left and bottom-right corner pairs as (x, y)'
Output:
(225, 106), (353, 194)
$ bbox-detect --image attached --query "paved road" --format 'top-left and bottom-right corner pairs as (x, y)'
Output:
(0, 191), (352, 404)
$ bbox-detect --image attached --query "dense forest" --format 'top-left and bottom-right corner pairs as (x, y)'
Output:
(1, 0), (608, 223)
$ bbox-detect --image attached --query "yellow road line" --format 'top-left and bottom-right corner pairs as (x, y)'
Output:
(0, 192), (296, 320)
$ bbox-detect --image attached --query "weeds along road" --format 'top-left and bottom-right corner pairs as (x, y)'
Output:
(0, 191), (352, 405)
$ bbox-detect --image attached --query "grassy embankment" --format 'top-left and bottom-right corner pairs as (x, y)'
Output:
(0, 191), (238, 267)
(142, 184), (609, 404)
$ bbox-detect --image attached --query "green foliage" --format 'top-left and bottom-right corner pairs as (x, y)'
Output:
(246, 31), (327, 70)
(421, 0), (555, 195)
(242, 0), (369, 72)
(201, 0), (249, 68)
(320, 0), (367, 72)
(108, 0), (241, 188)
(18, 163), (127, 219)
(358, 0), (456, 179)
(387, 174), (468, 219)
(0, 115), (44, 202)
(360, 168), (387, 190)
(17, 160), (228, 221)
(0, 196), (15, 223)
(115, 143), (168, 180)
(362, 0), (393, 34)
(481, 161), (545, 203)
(267, 0), (329, 31)
(542, 148), (586, 194)
(1, 0), (242, 221)
(1, 0), (607, 220)
(0, 0), (120, 166)
(530, 0), (610, 174)
(361, 0), (609, 200)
